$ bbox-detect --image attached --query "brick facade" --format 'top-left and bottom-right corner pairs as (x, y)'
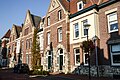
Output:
(98, 1), (120, 65)
(43, 0), (70, 73)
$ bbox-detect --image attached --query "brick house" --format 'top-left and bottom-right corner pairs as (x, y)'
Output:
(1, 29), (11, 67)
(98, 0), (120, 77)
(21, 10), (41, 69)
(43, 0), (71, 73)
(8, 24), (22, 67)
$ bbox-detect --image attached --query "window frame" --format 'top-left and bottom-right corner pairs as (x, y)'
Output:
(74, 48), (80, 66)
(84, 53), (89, 66)
(110, 44), (120, 66)
(82, 19), (88, 37)
(107, 12), (118, 33)
(58, 10), (62, 20)
(47, 16), (50, 26)
(77, 1), (84, 11)
(73, 23), (79, 39)
(58, 27), (62, 42)
(47, 32), (50, 45)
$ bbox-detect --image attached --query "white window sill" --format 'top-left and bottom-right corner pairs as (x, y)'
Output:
(109, 29), (118, 33)
(73, 37), (79, 40)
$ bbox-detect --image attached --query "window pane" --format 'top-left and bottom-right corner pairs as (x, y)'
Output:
(112, 44), (120, 52)
(85, 54), (89, 64)
(74, 23), (79, 38)
(60, 49), (63, 54)
(79, 4), (82, 9)
(108, 12), (118, 32)
(76, 55), (80, 64)
(76, 49), (80, 53)
(110, 22), (118, 31)
(84, 29), (88, 36)
(83, 19), (88, 36)
(109, 13), (117, 21)
(58, 28), (62, 42)
(113, 55), (120, 63)
(47, 32), (50, 45)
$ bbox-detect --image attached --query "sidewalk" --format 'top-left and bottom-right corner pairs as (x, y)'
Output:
(52, 74), (120, 80)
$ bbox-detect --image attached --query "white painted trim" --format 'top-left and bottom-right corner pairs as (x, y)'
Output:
(105, 8), (117, 14)
(107, 12), (118, 33)
(74, 48), (80, 66)
(77, 1), (84, 11)
(84, 53), (89, 66)
(110, 45), (120, 66)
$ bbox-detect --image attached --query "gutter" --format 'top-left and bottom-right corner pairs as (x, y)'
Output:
(98, 0), (119, 9)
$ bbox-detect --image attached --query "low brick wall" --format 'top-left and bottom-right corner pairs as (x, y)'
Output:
(73, 65), (120, 78)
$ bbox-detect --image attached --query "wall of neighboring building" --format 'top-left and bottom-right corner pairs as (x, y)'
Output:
(70, 9), (99, 72)
(43, 0), (70, 73)
(99, 1), (120, 65)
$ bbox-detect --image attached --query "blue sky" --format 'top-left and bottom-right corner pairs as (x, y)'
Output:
(0, 0), (50, 38)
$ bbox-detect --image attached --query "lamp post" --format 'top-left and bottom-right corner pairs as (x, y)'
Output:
(84, 23), (91, 80)
(92, 35), (98, 77)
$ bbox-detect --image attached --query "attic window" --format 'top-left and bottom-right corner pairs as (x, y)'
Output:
(77, 1), (84, 11)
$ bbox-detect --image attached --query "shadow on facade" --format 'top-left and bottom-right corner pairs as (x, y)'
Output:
(71, 34), (120, 79)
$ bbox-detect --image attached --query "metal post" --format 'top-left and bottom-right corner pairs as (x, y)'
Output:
(95, 39), (98, 77)
(87, 29), (91, 80)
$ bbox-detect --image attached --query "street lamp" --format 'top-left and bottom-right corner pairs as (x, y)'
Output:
(84, 23), (91, 80)
(92, 35), (98, 77)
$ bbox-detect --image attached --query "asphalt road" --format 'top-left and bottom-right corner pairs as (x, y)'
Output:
(0, 68), (77, 80)
(1, 68), (118, 80)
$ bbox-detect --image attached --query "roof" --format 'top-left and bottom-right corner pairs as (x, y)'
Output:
(58, 0), (108, 14)
(14, 25), (22, 38)
(31, 14), (41, 27)
(1, 29), (11, 39)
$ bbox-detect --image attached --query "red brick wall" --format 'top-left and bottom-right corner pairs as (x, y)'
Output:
(44, 6), (69, 52)
(98, 1), (120, 65)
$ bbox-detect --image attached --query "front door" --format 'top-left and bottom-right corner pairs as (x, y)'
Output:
(59, 55), (63, 70)
(48, 56), (51, 69)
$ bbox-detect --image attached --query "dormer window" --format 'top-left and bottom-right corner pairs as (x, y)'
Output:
(77, 1), (84, 11)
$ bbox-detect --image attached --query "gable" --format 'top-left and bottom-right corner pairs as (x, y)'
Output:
(24, 12), (31, 26)
(49, 0), (60, 12)
(11, 25), (16, 35)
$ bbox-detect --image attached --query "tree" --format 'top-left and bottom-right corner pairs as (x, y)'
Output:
(82, 40), (95, 53)
(31, 28), (41, 70)
(0, 39), (1, 48)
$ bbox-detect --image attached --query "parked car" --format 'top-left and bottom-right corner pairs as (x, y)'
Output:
(13, 63), (29, 74)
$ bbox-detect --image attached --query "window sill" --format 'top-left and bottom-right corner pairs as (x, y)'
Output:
(73, 38), (79, 40)
(109, 29), (118, 33)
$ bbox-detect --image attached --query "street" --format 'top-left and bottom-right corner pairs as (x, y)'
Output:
(0, 68), (120, 80)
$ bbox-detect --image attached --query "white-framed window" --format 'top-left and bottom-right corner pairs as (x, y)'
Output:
(110, 44), (120, 66)
(82, 19), (88, 37)
(40, 34), (43, 50)
(26, 54), (29, 65)
(107, 12), (118, 33)
(47, 16), (50, 26)
(26, 39), (29, 49)
(40, 23), (43, 29)
(57, 48), (64, 67)
(58, 10), (62, 20)
(73, 23), (79, 39)
(84, 53), (89, 66)
(74, 48), (80, 65)
(77, 1), (84, 11)
(47, 32), (50, 45)
(58, 27), (62, 42)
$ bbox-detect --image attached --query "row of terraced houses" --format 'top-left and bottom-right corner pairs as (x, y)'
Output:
(1, 0), (120, 78)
